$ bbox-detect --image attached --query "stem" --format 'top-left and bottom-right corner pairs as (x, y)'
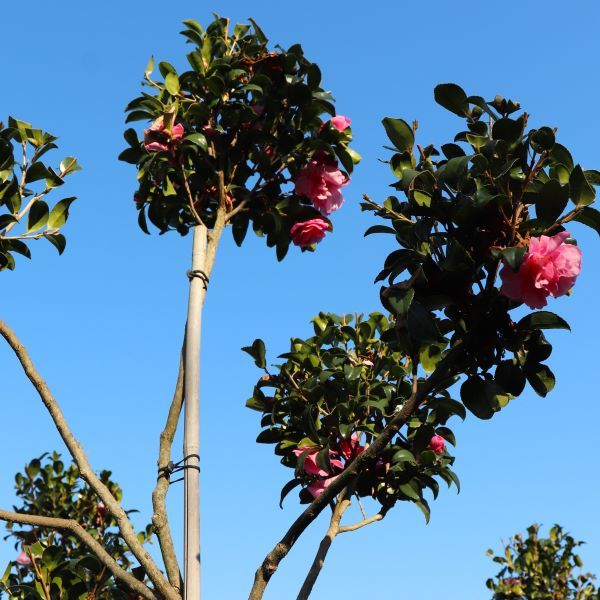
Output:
(296, 493), (351, 600)
(183, 225), (207, 600)
(0, 320), (179, 600)
(248, 347), (462, 600)
(152, 347), (185, 592)
(0, 509), (156, 600)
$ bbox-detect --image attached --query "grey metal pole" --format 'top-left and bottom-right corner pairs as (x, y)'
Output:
(183, 224), (207, 600)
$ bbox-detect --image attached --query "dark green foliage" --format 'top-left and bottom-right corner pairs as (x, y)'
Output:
(0, 453), (150, 599)
(363, 83), (599, 419)
(0, 120), (80, 271)
(246, 312), (462, 519)
(486, 524), (599, 599)
(121, 16), (359, 259)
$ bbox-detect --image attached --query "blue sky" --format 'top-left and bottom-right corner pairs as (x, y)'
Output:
(1, 1), (599, 598)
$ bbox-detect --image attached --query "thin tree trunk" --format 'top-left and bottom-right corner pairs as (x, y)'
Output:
(183, 224), (208, 600)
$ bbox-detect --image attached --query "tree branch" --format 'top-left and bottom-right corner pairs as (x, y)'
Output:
(0, 509), (156, 600)
(338, 512), (385, 534)
(295, 492), (351, 600)
(0, 320), (180, 600)
(152, 348), (185, 592)
(248, 346), (463, 600)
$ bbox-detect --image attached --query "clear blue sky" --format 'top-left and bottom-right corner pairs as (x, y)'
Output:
(1, 1), (599, 598)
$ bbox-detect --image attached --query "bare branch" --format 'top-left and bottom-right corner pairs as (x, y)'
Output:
(0, 509), (156, 600)
(0, 320), (180, 600)
(338, 512), (385, 534)
(296, 492), (351, 600)
(152, 348), (185, 592)
(248, 345), (463, 600)
(224, 199), (248, 223)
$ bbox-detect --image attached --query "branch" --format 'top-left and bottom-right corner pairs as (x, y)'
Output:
(0, 320), (180, 600)
(338, 512), (385, 534)
(296, 492), (351, 600)
(224, 198), (248, 223)
(248, 346), (463, 600)
(0, 509), (156, 600)
(151, 348), (185, 592)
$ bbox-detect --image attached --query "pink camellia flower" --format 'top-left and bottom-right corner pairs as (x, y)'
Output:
(295, 158), (348, 215)
(500, 231), (582, 309)
(290, 218), (330, 248)
(144, 116), (185, 153)
(338, 433), (365, 461)
(293, 447), (344, 499)
(16, 550), (31, 566)
(429, 435), (446, 455)
(329, 115), (351, 131)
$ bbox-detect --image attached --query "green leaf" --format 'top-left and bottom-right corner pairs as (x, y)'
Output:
(525, 363), (555, 397)
(530, 127), (555, 152)
(460, 378), (507, 420)
(364, 225), (396, 236)
(584, 169), (600, 186)
(59, 156), (81, 176)
(399, 482), (420, 501)
(434, 83), (468, 117)
(184, 133), (208, 152)
(496, 246), (526, 271)
(535, 179), (569, 224)
(144, 55), (154, 78)
(46, 233), (66, 254)
(382, 118), (414, 152)
(279, 479), (301, 508)
(407, 301), (440, 343)
(573, 206), (600, 235)
(26, 200), (49, 232)
(517, 311), (570, 332)
(242, 339), (267, 369)
(495, 361), (526, 396)
(569, 164), (595, 206)
(48, 197), (76, 229)
(25, 161), (49, 183)
(164, 72), (181, 95)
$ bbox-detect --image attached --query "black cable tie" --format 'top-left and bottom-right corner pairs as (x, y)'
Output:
(157, 454), (200, 482)
(186, 269), (210, 289)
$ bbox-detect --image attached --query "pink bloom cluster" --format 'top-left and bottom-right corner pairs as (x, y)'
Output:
(293, 434), (364, 499)
(321, 115), (351, 132)
(428, 435), (446, 455)
(16, 550), (31, 566)
(144, 116), (185, 153)
(290, 218), (330, 248)
(295, 157), (348, 216)
(500, 231), (582, 309)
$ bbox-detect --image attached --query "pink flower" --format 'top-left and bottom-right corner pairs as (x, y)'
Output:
(500, 231), (582, 309)
(16, 550), (31, 566)
(429, 435), (446, 455)
(329, 115), (351, 131)
(290, 218), (330, 248)
(144, 116), (185, 153)
(295, 158), (348, 215)
(338, 433), (364, 461)
(293, 447), (344, 499)
(96, 502), (107, 518)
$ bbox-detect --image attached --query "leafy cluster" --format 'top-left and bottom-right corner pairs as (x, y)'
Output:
(0, 119), (80, 271)
(487, 524), (599, 599)
(363, 84), (599, 420)
(0, 453), (150, 599)
(245, 313), (461, 520)
(120, 16), (359, 259)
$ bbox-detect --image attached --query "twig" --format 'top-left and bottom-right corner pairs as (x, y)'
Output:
(152, 347), (185, 592)
(0, 509), (156, 600)
(0, 320), (180, 600)
(224, 199), (248, 223)
(338, 512), (385, 534)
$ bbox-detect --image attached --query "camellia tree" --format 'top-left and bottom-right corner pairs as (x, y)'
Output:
(486, 524), (599, 599)
(245, 84), (600, 598)
(0, 453), (150, 599)
(0, 15), (357, 600)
